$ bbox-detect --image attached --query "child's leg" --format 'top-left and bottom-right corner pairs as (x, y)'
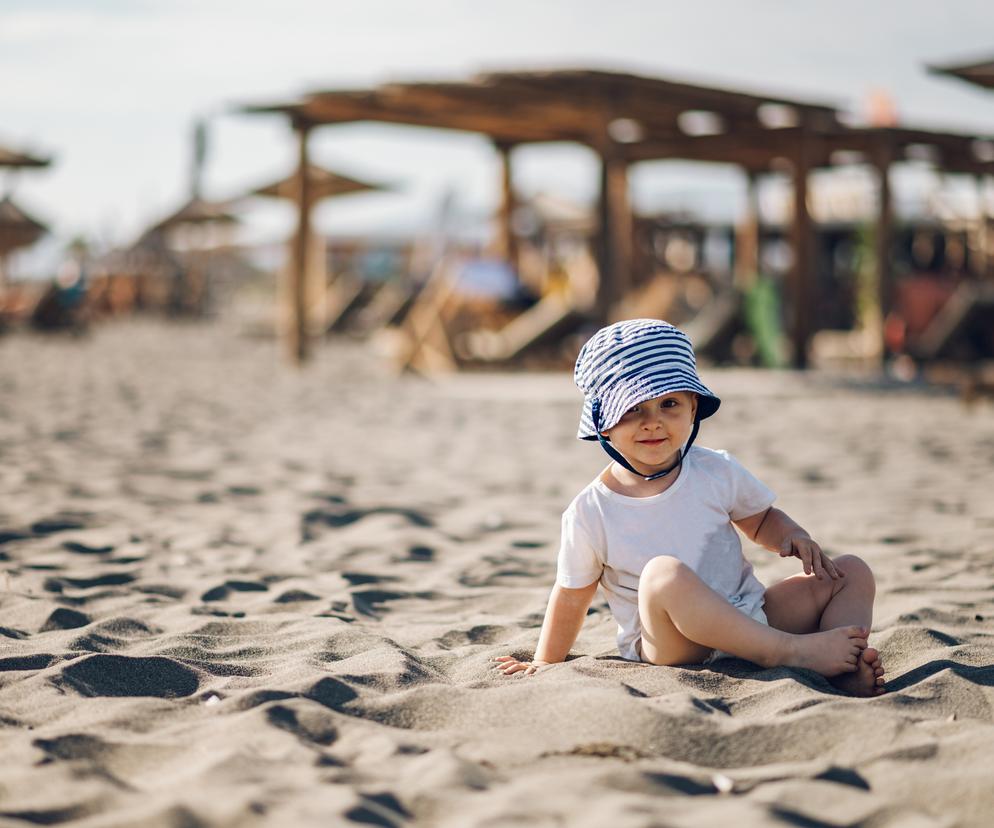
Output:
(638, 556), (866, 676)
(763, 554), (884, 695)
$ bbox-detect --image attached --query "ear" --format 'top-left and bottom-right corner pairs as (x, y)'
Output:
(690, 393), (699, 420)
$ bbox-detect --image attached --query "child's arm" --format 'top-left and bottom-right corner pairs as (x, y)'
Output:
(494, 580), (599, 676)
(734, 507), (842, 581)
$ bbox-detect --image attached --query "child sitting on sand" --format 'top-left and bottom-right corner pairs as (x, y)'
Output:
(495, 319), (885, 696)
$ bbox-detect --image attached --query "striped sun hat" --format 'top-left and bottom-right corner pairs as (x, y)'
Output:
(575, 319), (721, 440)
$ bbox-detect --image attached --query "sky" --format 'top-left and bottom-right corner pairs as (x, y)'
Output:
(3, 0), (994, 275)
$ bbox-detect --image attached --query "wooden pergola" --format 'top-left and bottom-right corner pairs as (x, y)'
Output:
(241, 69), (994, 366)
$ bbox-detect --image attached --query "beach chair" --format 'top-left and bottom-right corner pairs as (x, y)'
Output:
(913, 282), (994, 361)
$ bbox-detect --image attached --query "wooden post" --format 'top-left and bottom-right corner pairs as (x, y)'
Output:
(789, 136), (814, 369)
(289, 120), (313, 364)
(735, 171), (761, 291)
(494, 141), (518, 271)
(873, 141), (894, 360)
(975, 174), (989, 280)
(596, 148), (633, 323)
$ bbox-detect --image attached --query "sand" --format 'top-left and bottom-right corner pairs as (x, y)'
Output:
(2, 319), (994, 828)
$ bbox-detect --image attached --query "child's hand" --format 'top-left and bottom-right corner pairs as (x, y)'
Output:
(780, 534), (843, 580)
(492, 655), (550, 677)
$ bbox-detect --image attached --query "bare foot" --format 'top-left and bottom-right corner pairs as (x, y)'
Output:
(830, 647), (886, 697)
(780, 625), (867, 677)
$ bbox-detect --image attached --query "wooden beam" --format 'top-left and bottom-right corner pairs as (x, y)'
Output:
(494, 142), (518, 269)
(289, 122), (313, 364)
(299, 93), (586, 143)
(789, 135), (815, 368)
(873, 140), (894, 362)
(621, 127), (836, 169)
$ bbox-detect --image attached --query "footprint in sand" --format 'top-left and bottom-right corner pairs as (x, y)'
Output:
(59, 654), (200, 698)
(200, 580), (269, 602)
(301, 506), (433, 542)
(403, 546), (434, 563)
(235, 677), (359, 714)
(344, 793), (411, 827)
(274, 589), (322, 604)
(62, 541), (115, 555)
(265, 704), (338, 746)
(436, 625), (507, 649)
(43, 573), (135, 594)
(0, 654), (57, 671)
(350, 589), (431, 619)
(30, 513), (92, 535)
(0, 529), (33, 545)
(342, 572), (397, 587)
(40, 608), (91, 631)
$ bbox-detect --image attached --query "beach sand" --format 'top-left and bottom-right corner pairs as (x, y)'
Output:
(2, 320), (994, 827)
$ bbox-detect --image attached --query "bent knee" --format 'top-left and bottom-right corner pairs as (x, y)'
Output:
(639, 555), (695, 593)
(834, 554), (875, 589)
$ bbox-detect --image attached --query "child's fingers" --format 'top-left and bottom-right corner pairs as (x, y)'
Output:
(823, 555), (842, 580)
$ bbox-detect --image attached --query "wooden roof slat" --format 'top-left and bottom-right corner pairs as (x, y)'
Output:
(298, 93), (586, 143)
(477, 69), (840, 117)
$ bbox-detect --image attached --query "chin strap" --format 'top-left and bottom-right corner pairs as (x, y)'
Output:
(592, 399), (701, 482)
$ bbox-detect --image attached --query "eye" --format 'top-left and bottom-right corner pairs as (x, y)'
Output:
(662, 398), (679, 408)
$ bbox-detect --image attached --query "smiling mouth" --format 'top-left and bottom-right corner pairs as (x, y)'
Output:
(638, 438), (668, 445)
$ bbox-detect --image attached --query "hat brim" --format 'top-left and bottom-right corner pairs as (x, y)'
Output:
(578, 383), (720, 441)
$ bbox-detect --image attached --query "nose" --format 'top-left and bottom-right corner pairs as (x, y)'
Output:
(639, 406), (664, 428)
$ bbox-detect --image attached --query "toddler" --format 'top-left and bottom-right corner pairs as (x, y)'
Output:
(496, 319), (885, 696)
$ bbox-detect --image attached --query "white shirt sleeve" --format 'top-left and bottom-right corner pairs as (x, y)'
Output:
(722, 452), (777, 520)
(555, 506), (604, 588)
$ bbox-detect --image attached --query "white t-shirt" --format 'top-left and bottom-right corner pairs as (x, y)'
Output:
(556, 446), (776, 661)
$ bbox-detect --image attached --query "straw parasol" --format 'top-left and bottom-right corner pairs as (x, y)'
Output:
(0, 146), (51, 169)
(246, 163), (389, 204)
(928, 56), (994, 92)
(147, 197), (240, 234)
(0, 196), (49, 288)
(0, 197), (48, 249)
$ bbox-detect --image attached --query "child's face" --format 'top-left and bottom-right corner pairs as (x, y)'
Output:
(602, 391), (698, 474)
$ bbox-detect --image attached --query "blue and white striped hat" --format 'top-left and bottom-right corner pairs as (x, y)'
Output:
(575, 319), (720, 440)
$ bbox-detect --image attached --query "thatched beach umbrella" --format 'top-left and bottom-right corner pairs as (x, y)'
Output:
(244, 163), (391, 341)
(928, 56), (994, 92)
(147, 196), (240, 236)
(247, 163), (388, 204)
(0, 196), (49, 288)
(0, 146), (51, 169)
